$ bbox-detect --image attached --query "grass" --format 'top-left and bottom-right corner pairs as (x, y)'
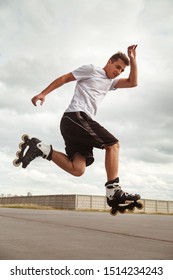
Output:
(0, 204), (172, 215)
(0, 203), (56, 210)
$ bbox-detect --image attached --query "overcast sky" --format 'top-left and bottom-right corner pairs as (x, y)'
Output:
(0, 0), (173, 201)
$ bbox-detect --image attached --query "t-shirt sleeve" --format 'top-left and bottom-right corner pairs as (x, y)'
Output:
(72, 64), (94, 81)
(109, 78), (119, 91)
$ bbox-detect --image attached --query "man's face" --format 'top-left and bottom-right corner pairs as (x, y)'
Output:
(105, 58), (126, 79)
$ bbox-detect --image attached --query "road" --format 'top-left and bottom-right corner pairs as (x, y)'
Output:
(0, 208), (172, 260)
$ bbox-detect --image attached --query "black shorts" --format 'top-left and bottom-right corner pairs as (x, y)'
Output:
(60, 111), (118, 166)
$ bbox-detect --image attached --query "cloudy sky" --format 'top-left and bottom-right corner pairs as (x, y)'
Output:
(0, 0), (173, 201)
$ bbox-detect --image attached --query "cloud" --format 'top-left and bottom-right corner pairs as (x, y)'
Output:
(0, 0), (173, 200)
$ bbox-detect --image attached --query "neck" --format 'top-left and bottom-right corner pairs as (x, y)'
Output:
(103, 65), (109, 78)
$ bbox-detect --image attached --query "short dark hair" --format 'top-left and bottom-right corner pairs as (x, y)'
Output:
(110, 52), (129, 66)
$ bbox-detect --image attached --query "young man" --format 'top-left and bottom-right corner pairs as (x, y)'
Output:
(20, 45), (139, 207)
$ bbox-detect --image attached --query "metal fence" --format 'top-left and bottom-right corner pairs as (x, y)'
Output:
(0, 194), (173, 214)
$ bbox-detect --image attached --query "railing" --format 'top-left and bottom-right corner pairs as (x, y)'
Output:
(0, 195), (173, 214)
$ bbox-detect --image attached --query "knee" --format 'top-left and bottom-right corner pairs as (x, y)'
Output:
(73, 168), (85, 177)
(72, 154), (86, 177)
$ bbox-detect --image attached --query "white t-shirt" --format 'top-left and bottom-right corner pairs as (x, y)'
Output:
(65, 64), (119, 118)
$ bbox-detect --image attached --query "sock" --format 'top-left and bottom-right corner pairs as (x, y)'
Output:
(105, 177), (119, 186)
(37, 142), (53, 161)
(105, 177), (120, 200)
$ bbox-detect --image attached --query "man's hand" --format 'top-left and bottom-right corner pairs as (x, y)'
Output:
(128, 45), (137, 60)
(31, 93), (46, 106)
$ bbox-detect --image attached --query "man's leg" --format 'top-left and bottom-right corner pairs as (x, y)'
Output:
(29, 136), (86, 176)
(105, 142), (119, 181)
(105, 142), (122, 202)
(52, 150), (86, 177)
(104, 142), (141, 205)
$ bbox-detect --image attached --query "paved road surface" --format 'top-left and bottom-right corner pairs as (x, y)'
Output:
(0, 208), (172, 259)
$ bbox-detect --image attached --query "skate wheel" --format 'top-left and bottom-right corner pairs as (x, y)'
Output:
(13, 159), (21, 167)
(136, 202), (143, 210)
(119, 208), (126, 214)
(119, 210), (126, 214)
(19, 142), (25, 149)
(110, 208), (118, 216)
(128, 207), (135, 213)
(16, 150), (21, 157)
(21, 134), (29, 141)
(128, 204), (135, 212)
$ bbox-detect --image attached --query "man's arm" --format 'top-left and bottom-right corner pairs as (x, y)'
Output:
(115, 45), (138, 89)
(31, 72), (76, 106)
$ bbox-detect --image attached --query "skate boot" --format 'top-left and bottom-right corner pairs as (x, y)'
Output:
(105, 177), (143, 215)
(13, 134), (53, 168)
